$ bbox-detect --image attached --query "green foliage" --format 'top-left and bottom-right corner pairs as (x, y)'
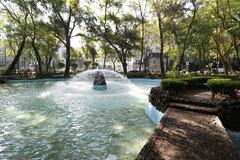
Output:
(37, 71), (54, 78)
(83, 60), (91, 70)
(161, 76), (212, 92)
(181, 77), (210, 88)
(92, 62), (98, 69)
(71, 63), (78, 71)
(207, 79), (240, 97)
(126, 71), (145, 78)
(58, 62), (65, 69)
(1, 0), (240, 77)
(165, 71), (177, 78)
(126, 71), (162, 79)
(161, 79), (188, 93)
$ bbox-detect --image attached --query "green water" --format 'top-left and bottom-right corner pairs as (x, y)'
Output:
(0, 79), (159, 160)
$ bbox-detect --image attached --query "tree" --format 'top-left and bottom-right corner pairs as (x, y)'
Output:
(105, 14), (141, 74)
(207, 0), (240, 74)
(0, 0), (28, 75)
(151, 0), (168, 76)
(100, 0), (110, 69)
(100, 43), (117, 70)
(132, 0), (148, 71)
(87, 1), (141, 74)
(189, 8), (214, 73)
(37, 23), (59, 73)
(86, 41), (98, 68)
(19, 0), (44, 76)
(231, 12), (240, 70)
(43, 0), (81, 77)
(176, 0), (198, 75)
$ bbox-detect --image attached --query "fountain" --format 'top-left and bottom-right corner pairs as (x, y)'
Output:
(93, 71), (107, 90)
(0, 69), (162, 160)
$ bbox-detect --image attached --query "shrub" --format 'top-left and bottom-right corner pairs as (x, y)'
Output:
(181, 77), (210, 88)
(71, 63), (78, 70)
(165, 71), (176, 78)
(126, 71), (162, 79)
(161, 79), (188, 93)
(146, 73), (161, 79)
(126, 71), (145, 78)
(211, 74), (239, 79)
(58, 62), (65, 69)
(37, 72), (55, 78)
(207, 79), (240, 98)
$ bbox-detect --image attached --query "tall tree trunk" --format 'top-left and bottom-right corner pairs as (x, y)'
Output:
(218, 53), (229, 75)
(139, 16), (145, 71)
(64, 38), (71, 78)
(233, 36), (240, 71)
(45, 55), (52, 73)
(103, 1), (108, 69)
(47, 56), (53, 72)
(103, 46), (107, 69)
(165, 55), (169, 72)
(213, 31), (233, 75)
(223, 63), (229, 75)
(111, 57), (117, 71)
(31, 39), (42, 76)
(17, 59), (20, 72)
(29, 10), (42, 76)
(92, 55), (95, 68)
(113, 62), (116, 71)
(120, 53), (128, 74)
(177, 0), (197, 75)
(122, 62), (127, 75)
(52, 61), (56, 73)
(45, 56), (48, 72)
(5, 38), (26, 75)
(198, 48), (203, 73)
(158, 14), (165, 76)
(226, 59), (233, 74)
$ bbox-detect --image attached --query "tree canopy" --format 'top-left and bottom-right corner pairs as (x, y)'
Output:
(0, 0), (240, 76)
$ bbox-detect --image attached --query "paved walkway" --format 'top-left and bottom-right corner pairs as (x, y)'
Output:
(137, 108), (240, 160)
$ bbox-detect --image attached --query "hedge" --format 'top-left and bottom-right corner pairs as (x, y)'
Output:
(126, 71), (145, 78)
(161, 77), (210, 93)
(181, 77), (210, 88)
(160, 76), (240, 97)
(161, 79), (188, 93)
(207, 79), (240, 98)
(126, 71), (161, 79)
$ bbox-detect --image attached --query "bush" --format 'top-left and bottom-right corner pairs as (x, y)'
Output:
(211, 74), (239, 79)
(181, 77), (210, 88)
(160, 77), (210, 93)
(165, 71), (176, 78)
(145, 73), (161, 79)
(126, 71), (145, 78)
(37, 72), (55, 78)
(58, 62), (65, 69)
(161, 79), (188, 93)
(126, 71), (162, 79)
(207, 79), (240, 98)
(71, 63), (78, 69)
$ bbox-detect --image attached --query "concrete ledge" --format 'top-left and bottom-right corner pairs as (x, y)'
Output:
(137, 108), (240, 160)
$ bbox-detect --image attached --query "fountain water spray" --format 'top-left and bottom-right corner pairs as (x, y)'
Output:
(93, 71), (107, 90)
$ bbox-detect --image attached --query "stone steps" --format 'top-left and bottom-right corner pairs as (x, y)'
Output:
(166, 102), (219, 115)
(168, 95), (215, 108)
